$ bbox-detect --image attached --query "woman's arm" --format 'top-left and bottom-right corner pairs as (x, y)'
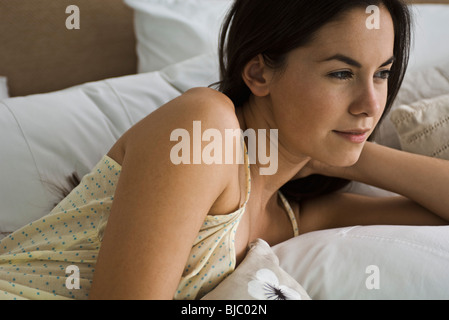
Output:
(296, 142), (449, 233)
(299, 192), (447, 234)
(89, 88), (240, 299)
(339, 142), (449, 222)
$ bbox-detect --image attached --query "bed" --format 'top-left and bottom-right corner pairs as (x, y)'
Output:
(1, 0), (449, 300)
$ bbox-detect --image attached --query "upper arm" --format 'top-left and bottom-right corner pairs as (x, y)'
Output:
(90, 88), (240, 299)
(299, 192), (448, 235)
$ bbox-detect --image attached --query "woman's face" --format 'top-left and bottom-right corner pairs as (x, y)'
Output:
(267, 5), (395, 167)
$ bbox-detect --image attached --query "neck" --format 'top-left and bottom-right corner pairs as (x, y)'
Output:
(235, 95), (310, 209)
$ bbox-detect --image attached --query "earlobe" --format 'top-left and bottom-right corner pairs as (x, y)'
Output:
(242, 54), (272, 97)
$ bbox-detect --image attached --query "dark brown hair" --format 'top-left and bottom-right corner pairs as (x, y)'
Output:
(213, 0), (412, 202)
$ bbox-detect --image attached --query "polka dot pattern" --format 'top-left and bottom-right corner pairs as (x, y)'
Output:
(0, 157), (120, 300)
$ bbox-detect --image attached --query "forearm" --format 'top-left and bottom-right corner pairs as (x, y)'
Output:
(340, 142), (449, 221)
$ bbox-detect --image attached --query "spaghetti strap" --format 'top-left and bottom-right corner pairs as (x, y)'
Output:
(278, 191), (299, 237)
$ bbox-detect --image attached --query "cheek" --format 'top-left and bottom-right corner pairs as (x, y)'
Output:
(272, 75), (338, 133)
(275, 73), (328, 115)
(374, 89), (389, 124)
(273, 94), (337, 154)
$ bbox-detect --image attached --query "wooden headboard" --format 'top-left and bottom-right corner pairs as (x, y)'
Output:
(0, 0), (448, 97)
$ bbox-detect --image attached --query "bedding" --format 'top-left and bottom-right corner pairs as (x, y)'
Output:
(124, 0), (232, 73)
(272, 225), (449, 300)
(201, 239), (311, 300)
(373, 60), (449, 150)
(390, 94), (449, 159)
(406, 4), (449, 72)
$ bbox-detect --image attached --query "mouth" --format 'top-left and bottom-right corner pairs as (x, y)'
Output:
(332, 129), (371, 143)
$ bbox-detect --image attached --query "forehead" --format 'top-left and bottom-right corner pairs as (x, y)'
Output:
(292, 5), (395, 64)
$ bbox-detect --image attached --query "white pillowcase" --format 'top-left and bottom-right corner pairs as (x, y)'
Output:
(272, 225), (449, 299)
(160, 52), (219, 91)
(0, 76), (9, 100)
(0, 54), (219, 234)
(124, 0), (232, 73)
(407, 5), (449, 73)
(390, 94), (449, 160)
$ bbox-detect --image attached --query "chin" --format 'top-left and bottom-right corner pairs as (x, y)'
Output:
(329, 147), (363, 168)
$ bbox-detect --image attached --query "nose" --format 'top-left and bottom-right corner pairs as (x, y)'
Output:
(348, 82), (383, 117)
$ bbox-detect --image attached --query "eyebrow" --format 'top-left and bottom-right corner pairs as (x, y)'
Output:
(321, 54), (395, 68)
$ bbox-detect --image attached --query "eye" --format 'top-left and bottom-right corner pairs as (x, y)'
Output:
(375, 70), (391, 80)
(328, 71), (354, 81)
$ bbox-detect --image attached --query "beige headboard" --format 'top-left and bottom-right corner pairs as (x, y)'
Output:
(0, 0), (448, 97)
(0, 0), (136, 97)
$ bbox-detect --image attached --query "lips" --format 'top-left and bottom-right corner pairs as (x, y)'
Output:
(333, 129), (370, 143)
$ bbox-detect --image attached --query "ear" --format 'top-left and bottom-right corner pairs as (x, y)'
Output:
(241, 54), (273, 97)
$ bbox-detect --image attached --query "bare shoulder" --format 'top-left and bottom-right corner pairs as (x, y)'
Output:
(109, 87), (239, 164)
(114, 86), (241, 186)
(107, 86), (243, 215)
(181, 87), (235, 110)
(167, 87), (239, 128)
(132, 87), (237, 141)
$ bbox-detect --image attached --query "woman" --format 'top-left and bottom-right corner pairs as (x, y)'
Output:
(1, 0), (448, 300)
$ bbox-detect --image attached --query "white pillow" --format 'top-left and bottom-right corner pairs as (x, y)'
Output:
(124, 0), (232, 73)
(407, 5), (449, 73)
(160, 52), (219, 91)
(272, 225), (449, 299)
(390, 94), (449, 160)
(0, 54), (219, 234)
(0, 76), (9, 100)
